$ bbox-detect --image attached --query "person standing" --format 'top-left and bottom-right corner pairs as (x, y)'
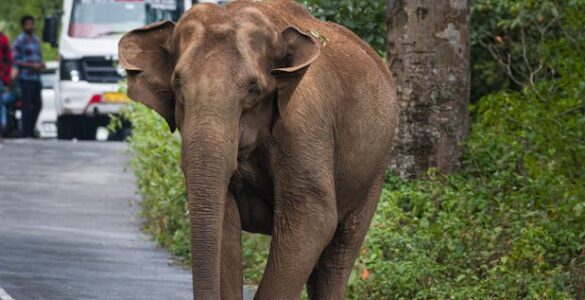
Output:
(13, 15), (44, 138)
(0, 29), (13, 137)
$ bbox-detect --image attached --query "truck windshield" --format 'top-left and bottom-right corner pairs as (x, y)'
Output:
(68, 0), (182, 39)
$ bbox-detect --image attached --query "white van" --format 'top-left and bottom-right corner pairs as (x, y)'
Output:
(44, 0), (197, 140)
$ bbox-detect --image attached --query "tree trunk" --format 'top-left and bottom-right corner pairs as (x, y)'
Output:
(386, 0), (470, 178)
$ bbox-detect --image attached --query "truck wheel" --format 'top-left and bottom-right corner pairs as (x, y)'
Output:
(77, 121), (98, 141)
(57, 116), (75, 140)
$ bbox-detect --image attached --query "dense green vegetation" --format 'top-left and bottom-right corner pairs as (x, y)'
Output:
(118, 0), (585, 298)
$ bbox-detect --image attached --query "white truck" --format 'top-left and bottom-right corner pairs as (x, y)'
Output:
(43, 0), (202, 140)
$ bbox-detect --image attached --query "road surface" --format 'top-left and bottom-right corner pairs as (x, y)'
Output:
(0, 139), (194, 300)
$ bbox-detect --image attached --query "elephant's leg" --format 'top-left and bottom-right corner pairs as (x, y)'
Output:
(306, 172), (385, 300)
(221, 193), (243, 300)
(254, 141), (338, 299)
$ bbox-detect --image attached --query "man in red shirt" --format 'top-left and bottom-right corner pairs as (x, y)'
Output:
(0, 31), (11, 86)
(0, 30), (13, 137)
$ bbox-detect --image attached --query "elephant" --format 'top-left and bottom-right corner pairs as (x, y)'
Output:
(118, 0), (398, 299)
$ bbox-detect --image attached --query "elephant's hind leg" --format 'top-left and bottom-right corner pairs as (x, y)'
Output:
(221, 193), (243, 300)
(306, 172), (385, 300)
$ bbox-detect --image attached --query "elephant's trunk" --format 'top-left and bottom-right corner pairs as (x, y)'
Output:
(181, 112), (239, 299)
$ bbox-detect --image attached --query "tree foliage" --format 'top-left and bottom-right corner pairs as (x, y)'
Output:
(297, 0), (386, 55)
(470, 0), (580, 101)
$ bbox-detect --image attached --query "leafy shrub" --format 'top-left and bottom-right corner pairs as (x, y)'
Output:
(470, 0), (577, 101)
(349, 168), (584, 299)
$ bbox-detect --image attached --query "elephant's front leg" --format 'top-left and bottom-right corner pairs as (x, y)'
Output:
(255, 137), (337, 300)
(221, 193), (243, 300)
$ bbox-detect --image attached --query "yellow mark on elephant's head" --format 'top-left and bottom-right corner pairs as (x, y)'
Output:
(309, 29), (329, 47)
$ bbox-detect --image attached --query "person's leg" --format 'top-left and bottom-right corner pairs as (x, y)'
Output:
(19, 80), (34, 137)
(0, 101), (6, 131)
(2, 90), (16, 132)
(0, 104), (5, 132)
(31, 81), (42, 137)
(0, 84), (5, 131)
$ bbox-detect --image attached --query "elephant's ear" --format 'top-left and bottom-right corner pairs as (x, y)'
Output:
(271, 27), (322, 117)
(119, 20), (177, 132)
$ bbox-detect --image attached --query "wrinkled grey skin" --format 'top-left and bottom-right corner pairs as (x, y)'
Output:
(118, 0), (398, 299)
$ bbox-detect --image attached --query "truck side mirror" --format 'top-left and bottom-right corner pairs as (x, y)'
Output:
(43, 15), (58, 48)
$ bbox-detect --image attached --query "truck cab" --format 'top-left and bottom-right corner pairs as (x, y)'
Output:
(46, 0), (195, 140)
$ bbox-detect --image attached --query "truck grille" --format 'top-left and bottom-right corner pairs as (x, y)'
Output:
(81, 57), (123, 84)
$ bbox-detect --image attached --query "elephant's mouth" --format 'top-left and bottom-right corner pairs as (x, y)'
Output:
(237, 127), (263, 162)
(237, 148), (251, 162)
(237, 127), (251, 161)
(238, 127), (245, 146)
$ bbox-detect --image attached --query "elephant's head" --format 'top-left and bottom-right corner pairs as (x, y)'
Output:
(118, 3), (321, 297)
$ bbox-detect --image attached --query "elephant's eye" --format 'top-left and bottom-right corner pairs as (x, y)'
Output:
(241, 78), (263, 110)
(244, 76), (262, 95)
(248, 82), (261, 95)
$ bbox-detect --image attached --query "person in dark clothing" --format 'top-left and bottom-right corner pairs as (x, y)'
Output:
(12, 15), (44, 138)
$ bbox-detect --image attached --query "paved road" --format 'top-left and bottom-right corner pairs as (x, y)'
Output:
(0, 139), (193, 300)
